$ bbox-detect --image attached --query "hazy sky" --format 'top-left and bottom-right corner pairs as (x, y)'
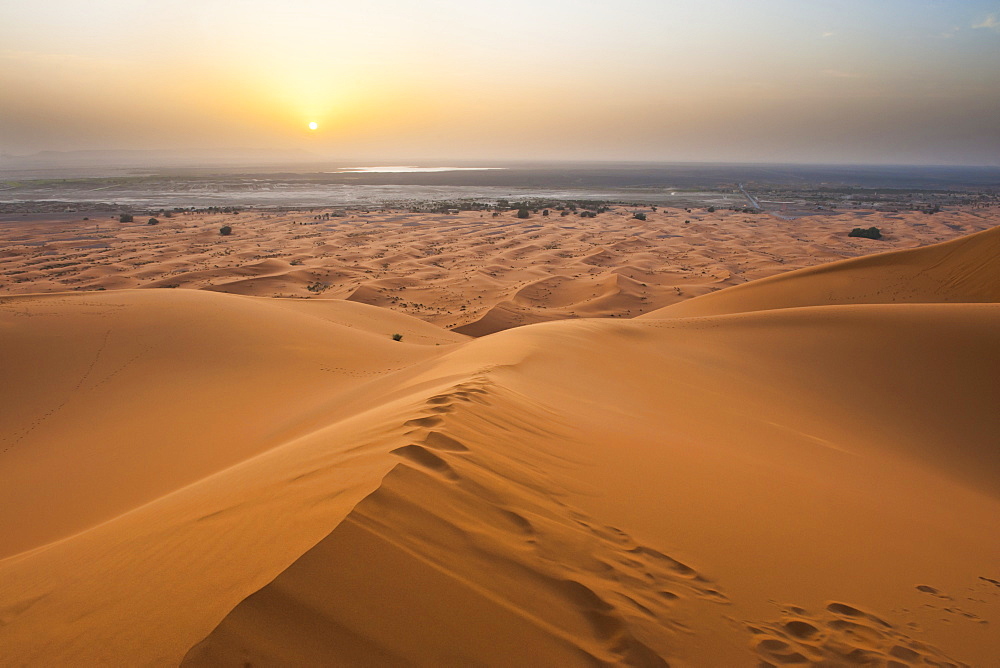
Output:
(2, 0), (999, 164)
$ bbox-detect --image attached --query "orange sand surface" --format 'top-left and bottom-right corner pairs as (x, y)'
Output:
(1, 210), (998, 666)
(1, 206), (995, 335)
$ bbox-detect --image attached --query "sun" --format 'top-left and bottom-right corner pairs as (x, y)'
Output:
(308, 121), (318, 130)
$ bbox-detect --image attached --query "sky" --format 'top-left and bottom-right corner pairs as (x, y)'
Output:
(1, 0), (999, 165)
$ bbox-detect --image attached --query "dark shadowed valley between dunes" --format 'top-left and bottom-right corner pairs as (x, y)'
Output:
(1, 203), (998, 666)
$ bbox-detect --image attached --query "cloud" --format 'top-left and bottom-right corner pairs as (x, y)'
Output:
(973, 14), (1000, 32)
(821, 31), (835, 38)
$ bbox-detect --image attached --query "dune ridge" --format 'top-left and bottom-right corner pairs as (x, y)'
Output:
(184, 379), (735, 666)
(1, 223), (998, 666)
(647, 224), (1000, 318)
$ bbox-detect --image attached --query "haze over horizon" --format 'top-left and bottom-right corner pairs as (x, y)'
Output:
(2, 0), (999, 166)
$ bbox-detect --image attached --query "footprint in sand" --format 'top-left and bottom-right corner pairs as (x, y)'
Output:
(747, 601), (969, 667)
(421, 430), (470, 452)
(913, 584), (990, 625)
(390, 444), (459, 481)
(402, 416), (443, 428)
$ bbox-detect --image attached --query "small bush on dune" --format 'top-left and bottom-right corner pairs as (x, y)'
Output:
(392, 333), (403, 341)
(147, 217), (159, 225)
(633, 212), (646, 221)
(516, 207), (530, 219)
(219, 225), (232, 236)
(848, 226), (882, 240)
(119, 213), (133, 223)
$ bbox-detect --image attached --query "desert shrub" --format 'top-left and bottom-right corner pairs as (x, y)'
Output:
(633, 212), (646, 221)
(219, 225), (232, 236)
(392, 333), (403, 341)
(707, 206), (716, 212)
(516, 207), (529, 219)
(119, 213), (133, 223)
(848, 226), (882, 240)
(542, 209), (549, 216)
(147, 217), (159, 225)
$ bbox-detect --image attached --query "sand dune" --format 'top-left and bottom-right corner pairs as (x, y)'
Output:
(2, 207), (996, 335)
(0, 290), (464, 557)
(185, 303), (1000, 667)
(1, 220), (998, 666)
(647, 224), (1000, 319)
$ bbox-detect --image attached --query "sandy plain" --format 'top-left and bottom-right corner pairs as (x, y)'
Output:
(0, 206), (998, 666)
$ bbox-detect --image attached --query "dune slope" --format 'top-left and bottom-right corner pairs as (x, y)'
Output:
(1, 227), (998, 666)
(0, 289), (464, 557)
(185, 305), (1000, 667)
(644, 224), (1000, 318)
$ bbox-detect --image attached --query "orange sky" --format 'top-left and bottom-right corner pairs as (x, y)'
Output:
(2, 0), (999, 164)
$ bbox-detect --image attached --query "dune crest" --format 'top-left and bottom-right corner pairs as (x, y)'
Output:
(646, 224), (1000, 318)
(184, 380), (731, 666)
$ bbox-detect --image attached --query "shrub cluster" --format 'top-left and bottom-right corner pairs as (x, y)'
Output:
(848, 226), (882, 240)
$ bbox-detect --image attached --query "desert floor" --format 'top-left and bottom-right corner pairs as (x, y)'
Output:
(1, 206), (995, 335)
(1, 207), (997, 666)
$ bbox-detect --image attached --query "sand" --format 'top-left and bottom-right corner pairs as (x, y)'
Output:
(1, 206), (995, 335)
(1, 208), (998, 666)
